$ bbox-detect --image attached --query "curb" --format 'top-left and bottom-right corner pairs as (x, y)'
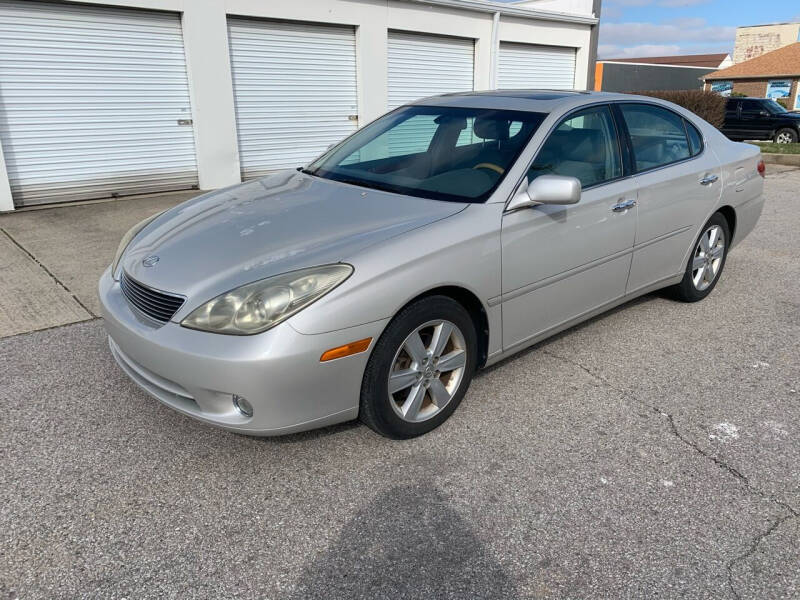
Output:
(761, 153), (800, 167)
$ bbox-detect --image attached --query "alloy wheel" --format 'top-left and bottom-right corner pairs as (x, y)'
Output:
(387, 320), (467, 423)
(776, 132), (794, 144)
(691, 224), (725, 291)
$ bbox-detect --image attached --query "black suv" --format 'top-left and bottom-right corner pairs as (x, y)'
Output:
(722, 97), (800, 143)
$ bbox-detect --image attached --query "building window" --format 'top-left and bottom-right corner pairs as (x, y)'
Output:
(710, 81), (733, 96)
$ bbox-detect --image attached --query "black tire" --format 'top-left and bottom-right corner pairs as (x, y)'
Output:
(668, 212), (730, 302)
(774, 128), (798, 144)
(359, 295), (478, 439)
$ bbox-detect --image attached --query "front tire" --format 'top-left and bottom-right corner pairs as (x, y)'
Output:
(359, 295), (477, 439)
(668, 212), (730, 302)
(774, 128), (798, 144)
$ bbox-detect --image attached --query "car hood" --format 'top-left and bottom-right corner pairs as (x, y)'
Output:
(121, 170), (466, 304)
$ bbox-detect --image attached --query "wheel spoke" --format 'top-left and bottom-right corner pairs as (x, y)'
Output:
(693, 264), (706, 286)
(705, 264), (715, 283)
(401, 383), (425, 420)
(389, 368), (418, 394)
(429, 322), (453, 359)
(403, 331), (427, 364)
(437, 349), (466, 373)
(708, 226), (719, 248)
(428, 378), (451, 408)
(709, 245), (724, 259)
(692, 254), (706, 270)
(699, 231), (710, 252)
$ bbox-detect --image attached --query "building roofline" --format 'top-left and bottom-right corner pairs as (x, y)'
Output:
(736, 22), (800, 28)
(404, 0), (598, 25)
(705, 74), (800, 80)
(599, 61), (717, 70)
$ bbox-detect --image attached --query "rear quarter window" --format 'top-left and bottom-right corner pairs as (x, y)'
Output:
(685, 119), (703, 157)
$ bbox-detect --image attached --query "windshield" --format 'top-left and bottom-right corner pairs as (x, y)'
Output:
(306, 106), (546, 203)
(765, 99), (788, 114)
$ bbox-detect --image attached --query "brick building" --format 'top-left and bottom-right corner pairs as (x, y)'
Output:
(704, 43), (800, 110)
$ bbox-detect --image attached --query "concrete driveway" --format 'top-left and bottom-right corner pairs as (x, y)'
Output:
(1, 170), (798, 598)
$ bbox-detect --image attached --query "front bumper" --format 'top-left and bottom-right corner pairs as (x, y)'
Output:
(99, 268), (388, 435)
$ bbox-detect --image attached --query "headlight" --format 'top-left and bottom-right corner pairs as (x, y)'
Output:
(112, 211), (164, 276)
(181, 264), (353, 335)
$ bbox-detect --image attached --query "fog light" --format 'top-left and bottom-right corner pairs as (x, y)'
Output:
(232, 395), (253, 418)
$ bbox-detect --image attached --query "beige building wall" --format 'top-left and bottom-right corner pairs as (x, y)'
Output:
(733, 23), (800, 63)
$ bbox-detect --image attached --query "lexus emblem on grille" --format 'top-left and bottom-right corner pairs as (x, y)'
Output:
(142, 255), (160, 267)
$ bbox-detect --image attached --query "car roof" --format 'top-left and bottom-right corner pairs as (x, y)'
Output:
(411, 90), (639, 113)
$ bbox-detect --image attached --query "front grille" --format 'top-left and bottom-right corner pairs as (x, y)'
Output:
(120, 272), (185, 324)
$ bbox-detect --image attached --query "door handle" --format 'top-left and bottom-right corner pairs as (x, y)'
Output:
(700, 174), (719, 186)
(612, 198), (636, 212)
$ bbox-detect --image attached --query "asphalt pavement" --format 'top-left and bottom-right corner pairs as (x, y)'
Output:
(1, 168), (798, 599)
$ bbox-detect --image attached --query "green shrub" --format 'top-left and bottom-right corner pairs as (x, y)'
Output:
(730, 92), (747, 97)
(776, 97), (791, 109)
(631, 90), (726, 128)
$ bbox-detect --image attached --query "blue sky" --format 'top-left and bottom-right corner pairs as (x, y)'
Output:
(596, 0), (800, 59)
(495, 0), (800, 59)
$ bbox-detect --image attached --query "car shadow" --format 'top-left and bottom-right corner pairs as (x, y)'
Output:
(286, 482), (519, 599)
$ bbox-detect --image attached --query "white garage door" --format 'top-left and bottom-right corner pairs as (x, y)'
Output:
(0, 1), (198, 206)
(228, 18), (358, 179)
(498, 42), (576, 90)
(387, 31), (474, 109)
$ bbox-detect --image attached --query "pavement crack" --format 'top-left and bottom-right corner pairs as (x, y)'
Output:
(0, 227), (97, 318)
(726, 512), (798, 600)
(541, 347), (799, 600)
(541, 347), (798, 513)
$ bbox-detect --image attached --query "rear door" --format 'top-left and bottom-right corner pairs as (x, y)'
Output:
(617, 103), (722, 294)
(721, 99), (741, 139)
(739, 99), (772, 140)
(501, 104), (636, 351)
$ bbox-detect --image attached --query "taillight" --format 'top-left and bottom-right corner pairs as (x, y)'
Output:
(757, 160), (766, 178)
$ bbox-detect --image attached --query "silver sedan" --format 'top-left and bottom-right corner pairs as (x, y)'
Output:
(100, 91), (765, 439)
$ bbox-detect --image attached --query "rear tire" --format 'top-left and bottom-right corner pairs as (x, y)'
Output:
(668, 212), (730, 302)
(774, 128), (798, 144)
(359, 295), (477, 439)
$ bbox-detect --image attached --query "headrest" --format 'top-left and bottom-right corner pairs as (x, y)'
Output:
(474, 117), (510, 141)
(562, 129), (604, 162)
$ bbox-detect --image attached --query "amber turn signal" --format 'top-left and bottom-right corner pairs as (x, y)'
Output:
(320, 338), (372, 362)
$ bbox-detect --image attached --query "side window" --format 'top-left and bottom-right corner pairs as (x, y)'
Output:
(740, 100), (764, 116)
(619, 104), (691, 172)
(527, 105), (622, 189)
(685, 119), (703, 157)
(725, 99), (739, 116)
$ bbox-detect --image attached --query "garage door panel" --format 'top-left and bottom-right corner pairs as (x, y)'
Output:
(388, 31), (475, 109)
(228, 18), (358, 179)
(0, 0), (198, 206)
(498, 42), (576, 90)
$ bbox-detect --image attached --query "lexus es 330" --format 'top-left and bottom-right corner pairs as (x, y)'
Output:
(100, 91), (765, 439)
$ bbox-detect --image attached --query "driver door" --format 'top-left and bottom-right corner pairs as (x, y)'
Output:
(501, 104), (637, 351)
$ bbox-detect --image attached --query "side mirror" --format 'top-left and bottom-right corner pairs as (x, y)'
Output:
(759, 110), (769, 117)
(506, 175), (581, 212)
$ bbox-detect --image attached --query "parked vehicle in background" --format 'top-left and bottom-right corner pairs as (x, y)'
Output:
(100, 91), (765, 439)
(722, 97), (800, 143)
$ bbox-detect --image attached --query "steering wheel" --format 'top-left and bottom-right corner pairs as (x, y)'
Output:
(472, 162), (505, 175)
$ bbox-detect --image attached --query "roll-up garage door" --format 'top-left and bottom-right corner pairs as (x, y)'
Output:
(0, 1), (198, 206)
(498, 42), (576, 90)
(387, 31), (475, 109)
(228, 18), (358, 179)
